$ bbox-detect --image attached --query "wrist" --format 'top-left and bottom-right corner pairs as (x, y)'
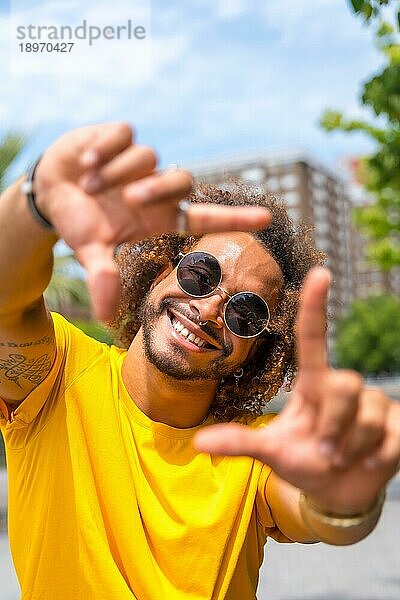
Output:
(22, 157), (56, 232)
(299, 490), (386, 546)
(305, 494), (374, 516)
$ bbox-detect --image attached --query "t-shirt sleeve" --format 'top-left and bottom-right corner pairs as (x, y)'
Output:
(0, 313), (106, 432)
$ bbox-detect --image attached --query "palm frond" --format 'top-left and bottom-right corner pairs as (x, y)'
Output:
(44, 253), (90, 311)
(0, 134), (25, 191)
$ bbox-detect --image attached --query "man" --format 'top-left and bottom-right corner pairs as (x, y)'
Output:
(0, 122), (399, 600)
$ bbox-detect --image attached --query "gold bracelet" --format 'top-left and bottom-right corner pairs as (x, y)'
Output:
(299, 490), (386, 546)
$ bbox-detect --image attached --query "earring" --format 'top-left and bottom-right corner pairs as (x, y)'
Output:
(233, 367), (244, 387)
(196, 315), (208, 326)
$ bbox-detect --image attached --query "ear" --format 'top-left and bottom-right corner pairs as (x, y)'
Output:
(150, 262), (174, 291)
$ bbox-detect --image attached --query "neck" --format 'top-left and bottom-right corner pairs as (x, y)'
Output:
(121, 330), (219, 428)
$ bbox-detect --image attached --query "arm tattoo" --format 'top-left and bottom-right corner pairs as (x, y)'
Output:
(0, 335), (53, 348)
(0, 354), (52, 388)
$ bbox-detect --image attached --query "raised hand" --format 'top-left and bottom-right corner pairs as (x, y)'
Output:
(195, 267), (400, 515)
(34, 123), (271, 321)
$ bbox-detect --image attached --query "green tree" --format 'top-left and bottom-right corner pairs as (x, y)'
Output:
(321, 0), (400, 270)
(72, 320), (114, 344)
(44, 252), (90, 313)
(348, 0), (398, 21)
(0, 134), (24, 192)
(335, 294), (400, 374)
(45, 252), (113, 345)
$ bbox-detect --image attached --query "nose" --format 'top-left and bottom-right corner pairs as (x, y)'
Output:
(189, 290), (228, 329)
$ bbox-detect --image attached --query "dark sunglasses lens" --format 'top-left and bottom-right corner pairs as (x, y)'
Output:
(177, 252), (221, 297)
(225, 292), (269, 337)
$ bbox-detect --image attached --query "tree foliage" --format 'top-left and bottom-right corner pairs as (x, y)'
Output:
(72, 320), (114, 345)
(44, 252), (90, 312)
(0, 134), (24, 192)
(335, 294), (400, 374)
(349, 0), (398, 22)
(321, 0), (400, 270)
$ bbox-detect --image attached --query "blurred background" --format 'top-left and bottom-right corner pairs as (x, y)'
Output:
(0, 0), (399, 598)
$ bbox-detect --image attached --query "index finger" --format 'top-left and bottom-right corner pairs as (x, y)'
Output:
(185, 203), (272, 234)
(75, 242), (121, 322)
(81, 122), (135, 168)
(124, 172), (272, 234)
(296, 267), (331, 372)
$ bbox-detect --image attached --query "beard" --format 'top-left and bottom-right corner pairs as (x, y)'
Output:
(139, 292), (236, 381)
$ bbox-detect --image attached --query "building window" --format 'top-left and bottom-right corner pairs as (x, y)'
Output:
(280, 173), (298, 189)
(284, 191), (299, 206)
(241, 167), (265, 184)
(312, 171), (326, 188)
(313, 189), (328, 203)
(266, 176), (280, 192)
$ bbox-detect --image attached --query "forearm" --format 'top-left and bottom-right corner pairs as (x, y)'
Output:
(0, 177), (57, 319)
(298, 489), (385, 546)
(266, 472), (318, 543)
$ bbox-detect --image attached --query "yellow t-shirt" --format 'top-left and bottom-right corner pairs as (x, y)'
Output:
(0, 313), (290, 600)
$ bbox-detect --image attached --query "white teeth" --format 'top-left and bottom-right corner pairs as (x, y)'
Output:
(171, 316), (208, 348)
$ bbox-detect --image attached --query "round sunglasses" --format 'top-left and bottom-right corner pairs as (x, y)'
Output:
(174, 251), (270, 339)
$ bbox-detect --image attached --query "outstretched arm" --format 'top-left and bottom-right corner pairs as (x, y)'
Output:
(195, 267), (400, 545)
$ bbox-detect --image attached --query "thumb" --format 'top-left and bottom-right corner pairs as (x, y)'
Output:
(194, 423), (279, 464)
(76, 242), (121, 322)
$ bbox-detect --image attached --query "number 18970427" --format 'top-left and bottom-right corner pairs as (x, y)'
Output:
(19, 42), (74, 52)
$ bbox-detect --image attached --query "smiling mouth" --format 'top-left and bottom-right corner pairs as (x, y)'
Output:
(167, 310), (219, 351)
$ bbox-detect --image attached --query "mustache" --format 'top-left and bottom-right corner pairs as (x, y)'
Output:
(160, 298), (232, 353)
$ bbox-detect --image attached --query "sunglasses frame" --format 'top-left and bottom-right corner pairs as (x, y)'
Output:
(174, 251), (271, 339)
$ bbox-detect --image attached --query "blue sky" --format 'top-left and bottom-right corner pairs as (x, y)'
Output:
(0, 0), (383, 179)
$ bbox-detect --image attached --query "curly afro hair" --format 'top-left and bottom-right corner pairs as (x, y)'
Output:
(109, 179), (325, 422)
